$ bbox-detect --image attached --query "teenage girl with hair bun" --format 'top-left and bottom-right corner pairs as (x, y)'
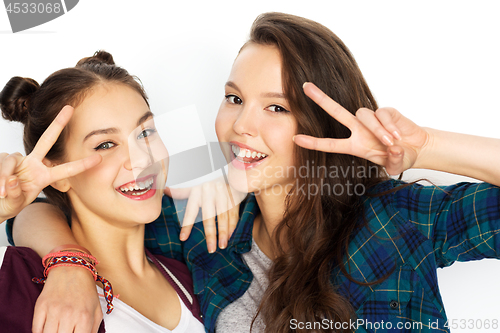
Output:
(0, 51), (205, 333)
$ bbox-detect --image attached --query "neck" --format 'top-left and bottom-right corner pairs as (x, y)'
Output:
(70, 212), (150, 278)
(253, 187), (289, 258)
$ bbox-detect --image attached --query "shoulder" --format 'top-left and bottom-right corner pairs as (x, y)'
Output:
(0, 246), (44, 331)
(0, 246), (43, 273)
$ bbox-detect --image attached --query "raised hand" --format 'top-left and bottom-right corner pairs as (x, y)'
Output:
(165, 178), (246, 253)
(293, 82), (430, 175)
(0, 105), (102, 221)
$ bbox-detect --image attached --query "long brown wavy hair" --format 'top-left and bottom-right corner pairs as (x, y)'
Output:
(246, 13), (390, 332)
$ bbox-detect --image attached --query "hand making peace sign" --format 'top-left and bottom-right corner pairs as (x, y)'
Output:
(0, 106), (102, 222)
(294, 82), (430, 175)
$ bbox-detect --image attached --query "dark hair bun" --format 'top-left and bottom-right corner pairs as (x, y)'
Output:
(0, 76), (40, 124)
(76, 50), (115, 67)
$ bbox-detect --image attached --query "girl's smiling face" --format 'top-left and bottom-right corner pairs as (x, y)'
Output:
(61, 83), (167, 227)
(215, 43), (298, 196)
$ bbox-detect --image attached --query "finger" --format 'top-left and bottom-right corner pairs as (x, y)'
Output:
(165, 186), (192, 200)
(0, 152), (8, 165)
(41, 314), (59, 333)
(374, 107), (403, 141)
(385, 146), (405, 175)
(72, 315), (93, 333)
(55, 320), (75, 333)
(0, 153), (23, 198)
(88, 308), (103, 333)
(31, 305), (47, 333)
(89, 308), (103, 333)
(303, 82), (357, 128)
(48, 154), (102, 183)
(293, 135), (351, 154)
(355, 108), (395, 146)
(31, 106), (74, 161)
(227, 203), (240, 240)
(201, 183), (217, 253)
(214, 183), (229, 249)
(164, 187), (173, 197)
(179, 224), (194, 242)
(180, 187), (202, 240)
(5, 176), (23, 204)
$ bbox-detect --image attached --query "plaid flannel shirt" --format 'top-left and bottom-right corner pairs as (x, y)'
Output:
(7, 179), (500, 332)
(143, 179), (500, 332)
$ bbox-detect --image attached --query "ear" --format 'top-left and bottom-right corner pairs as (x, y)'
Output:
(43, 158), (72, 193)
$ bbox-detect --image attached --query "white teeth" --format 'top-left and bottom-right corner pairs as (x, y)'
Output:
(119, 177), (154, 193)
(231, 145), (267, 161)
(231, 145), (240, 156)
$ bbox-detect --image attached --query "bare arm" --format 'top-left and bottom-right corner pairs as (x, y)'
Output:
(12, 202), (102, 333)
(415, 128), (500, 187)
(295, 83), (500, 187)
(13, 202), (75, 255)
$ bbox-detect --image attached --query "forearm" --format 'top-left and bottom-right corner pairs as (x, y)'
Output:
(415, 128), (500, 186)
(13, 202), (77, 257)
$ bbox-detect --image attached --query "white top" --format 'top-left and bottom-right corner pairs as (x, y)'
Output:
(96, 287), (204, 333)
(95, 256), (205, 333)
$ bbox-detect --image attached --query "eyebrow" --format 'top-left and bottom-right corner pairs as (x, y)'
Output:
(83, 110), (154, 142)
(225, 81), (286, 99)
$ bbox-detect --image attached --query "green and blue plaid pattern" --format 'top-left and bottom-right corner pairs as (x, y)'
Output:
(144, 179), (500, 332)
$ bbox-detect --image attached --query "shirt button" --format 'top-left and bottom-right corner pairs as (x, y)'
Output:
(390, 300), (399, 309)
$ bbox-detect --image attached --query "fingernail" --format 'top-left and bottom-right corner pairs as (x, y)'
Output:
(393, 131), (402, 141)
(302, 82), (309, 88)
(208, 243), (215, 254)
(8, 178), (18, 188)
(0, 186), (5, 198)
(382, 135), (394, 146)
(389, 148), (402, 156)
(179, 233), (186, 241)
(219, 239), (227, 250)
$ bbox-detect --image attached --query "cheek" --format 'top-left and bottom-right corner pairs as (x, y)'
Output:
(215, 108), (233, 139)
(72, 157), (117, 191)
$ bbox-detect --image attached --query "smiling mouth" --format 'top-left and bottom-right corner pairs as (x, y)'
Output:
(231, 144), (267, 164)
(117, 176), (156, 197)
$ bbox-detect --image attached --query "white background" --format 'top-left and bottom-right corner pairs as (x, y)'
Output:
(0, 0), (499, 329)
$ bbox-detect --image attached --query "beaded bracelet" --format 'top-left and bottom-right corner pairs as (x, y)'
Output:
(32, 251), (115, 314)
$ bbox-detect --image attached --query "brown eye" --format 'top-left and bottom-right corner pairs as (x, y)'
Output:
(268, 105), (290, 113)
(225, 94), (243, 105)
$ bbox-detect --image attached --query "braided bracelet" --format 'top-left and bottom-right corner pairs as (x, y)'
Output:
(32, 251), (115, 314)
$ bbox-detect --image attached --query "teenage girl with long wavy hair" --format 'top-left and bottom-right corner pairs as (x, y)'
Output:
(2, 12), (500, 333)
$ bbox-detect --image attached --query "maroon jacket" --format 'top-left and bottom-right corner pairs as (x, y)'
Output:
(0, 246), (202, 332)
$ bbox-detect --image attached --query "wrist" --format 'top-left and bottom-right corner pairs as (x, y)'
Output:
(45, 264), (97, 283)
(48, 244), (91, 256)
(412, 127), (436, 170)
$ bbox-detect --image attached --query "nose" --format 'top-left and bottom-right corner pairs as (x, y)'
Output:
(232, 104), (258, 137)
(124, 139), (154, 173)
